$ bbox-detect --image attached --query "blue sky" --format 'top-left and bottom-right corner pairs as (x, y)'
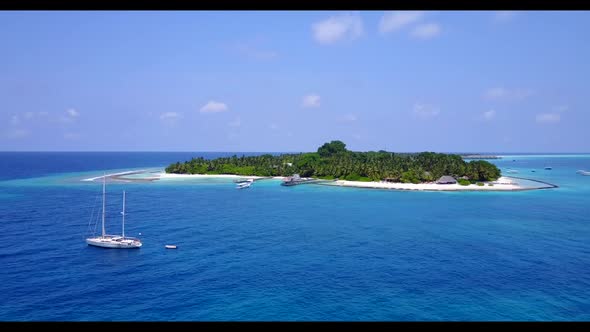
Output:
(1, 11), (589, 152)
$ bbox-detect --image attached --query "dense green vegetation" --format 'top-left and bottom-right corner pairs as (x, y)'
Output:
(458, 179), (471, 186)
(165, 141), (501, 182)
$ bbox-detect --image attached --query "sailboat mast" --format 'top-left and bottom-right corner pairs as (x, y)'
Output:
(102, 173), (106, 237)
(122, 191), (125, 238)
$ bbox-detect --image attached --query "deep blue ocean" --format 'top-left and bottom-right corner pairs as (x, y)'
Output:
(0, 152), (589, 321)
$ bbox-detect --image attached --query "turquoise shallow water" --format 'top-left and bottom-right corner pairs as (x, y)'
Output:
(0, 152), (589, 321)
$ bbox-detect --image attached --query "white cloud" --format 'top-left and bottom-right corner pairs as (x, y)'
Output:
(302, 94), (321, 108)
(10, 115), (19, 126)
(59, 108), (80, 123)
(235, 42), (278, 60)
(379, 11), (424, 34)
(200, 101), (229, 113)
(227, 132), (239, 140)
(536, 113), (560, 124)
(66, 108), (79, 117)
(413, 103), (440, 118)
(493, 11), (517, 23)
(483, 109), (496, 121)
(483, 87), (533, 101)
(312, 13), (363, 45)
(509, 89), (533, 100)
(160, 112), (181, 120)
(411, 23), (441, 39)
(341, 113), (357, 122)
(38, 111), (48, 116)
(484, 87), (508, 99)
(63, 132), (80, 140)
(228, 117), (241, 127)
(24, 112), (35, 120)
(269, 123), (279, 130)
(4, 128), (29, 139)
(159, 112), (182, 127)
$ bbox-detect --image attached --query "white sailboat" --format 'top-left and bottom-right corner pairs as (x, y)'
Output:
(86, 174), (142, 249)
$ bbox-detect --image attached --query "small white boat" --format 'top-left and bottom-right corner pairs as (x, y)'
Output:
(165, 245), (177, 249)
(236, 180), (253, 189)
(576, 170), (590, 176)
(237, 183), (251, 189)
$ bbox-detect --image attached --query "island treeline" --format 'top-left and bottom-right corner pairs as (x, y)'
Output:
(165, 141), (501, 183)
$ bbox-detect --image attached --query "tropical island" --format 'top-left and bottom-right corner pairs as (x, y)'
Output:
(165, 141), (503, 187)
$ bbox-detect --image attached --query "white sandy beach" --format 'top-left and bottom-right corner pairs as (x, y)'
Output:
(158, 173), (527, 191)
(158, 173), (267, 180)
(82, 171), (549, 191)
(323, 176), (523, 191)
(82, 171), (270, 182)
(159, 173), (526, 191)
(81, 170), (148, 182)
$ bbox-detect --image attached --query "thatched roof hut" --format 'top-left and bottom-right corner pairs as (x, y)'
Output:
(436, 175), (457, 184)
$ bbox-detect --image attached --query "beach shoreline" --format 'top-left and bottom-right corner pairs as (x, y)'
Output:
(82, 171), (556, 191)
(81, 170), (149, 182)
(319, 176), (524, 191)
(158, 174), (539, 191)
(158, 173), (267, 180)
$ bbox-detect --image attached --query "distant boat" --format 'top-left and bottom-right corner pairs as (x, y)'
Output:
(506, 169), (519, 174)
(236, 180), (252, 189)
(281, 174), (318, 186)
(86, 175), (142, 249)
(544, 166), (552, 170)
(282, 174), (302, 186)
(233, 178), (254, 183)
(165, 245), (177, 249)
(576, 170), (590, 176)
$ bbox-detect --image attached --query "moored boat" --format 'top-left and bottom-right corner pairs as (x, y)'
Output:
(236, 181), (252, 189)
(233, 178), (254, 183)
(86, 175), (142, 249)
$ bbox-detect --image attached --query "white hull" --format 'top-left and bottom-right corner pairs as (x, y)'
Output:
(86, 177), (142, 249)
(86, 236), (142, 249)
